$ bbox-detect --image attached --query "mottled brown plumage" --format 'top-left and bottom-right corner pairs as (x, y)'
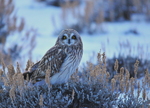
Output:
(23, 29), (83, 84)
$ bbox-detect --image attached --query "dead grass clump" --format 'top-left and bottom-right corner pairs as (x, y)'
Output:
(0, 52), (149, 107)
(50, 0), (105, 34)
(44, 0), (150, 34)
(80, 52), (150, 100)
(107, 55), (150, 79)
(0, 0), (37, 67)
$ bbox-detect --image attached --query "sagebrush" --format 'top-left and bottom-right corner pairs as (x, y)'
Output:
(0, 52), (149, 108)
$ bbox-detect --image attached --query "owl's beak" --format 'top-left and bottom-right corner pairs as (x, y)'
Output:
(68, 39), (70, 44)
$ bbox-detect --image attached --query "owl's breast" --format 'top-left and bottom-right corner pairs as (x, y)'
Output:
(50, 48), (82, 84)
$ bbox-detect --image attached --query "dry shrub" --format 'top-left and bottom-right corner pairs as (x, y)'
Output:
(57, 0), (105, 34)
(0, 52), (149, 107)
(107, 55), (150, 79)
(104, 39), (150, 79)
(80, 52), (150, 100)
(0, 0), (37, 66)
(37, 0), (80, 7)
(34, 0), (150, 34)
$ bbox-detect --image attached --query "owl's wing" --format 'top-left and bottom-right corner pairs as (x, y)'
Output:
(30, 61), (40, 72)
(30, 46), (67, 82)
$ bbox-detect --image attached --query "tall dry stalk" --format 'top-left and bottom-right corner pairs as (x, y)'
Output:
(134, 60), (139, 80)
(45, 68), (51, 87)
(9, 86), (16, 101)
(114, 59), (118, 72)
(7, 64), (15, 86)
(39, 95), (44, 107)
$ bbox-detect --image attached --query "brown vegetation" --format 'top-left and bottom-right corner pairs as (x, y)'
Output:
(0, 0), (37, 67)
(0, 52), (149, 102)
(47, 0), (150, 34)
(0, 51), (149, 107)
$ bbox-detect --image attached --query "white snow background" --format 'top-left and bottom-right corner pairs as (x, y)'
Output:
(6, 0), (150, 69)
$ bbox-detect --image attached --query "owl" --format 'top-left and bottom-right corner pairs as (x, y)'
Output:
(23, 29), (83, 84)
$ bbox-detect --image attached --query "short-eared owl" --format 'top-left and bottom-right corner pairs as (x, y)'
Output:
(23, 29), (83, 84)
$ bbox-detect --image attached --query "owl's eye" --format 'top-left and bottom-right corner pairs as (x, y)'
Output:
(62, 35), (67, 40)
(72, 35), (76, 39)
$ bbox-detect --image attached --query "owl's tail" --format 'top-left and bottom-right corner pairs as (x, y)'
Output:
(23, 71), (33, 80)
(23, 61), (40, 81)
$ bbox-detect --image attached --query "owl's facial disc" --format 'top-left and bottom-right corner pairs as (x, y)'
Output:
(61, 33), (78, 46)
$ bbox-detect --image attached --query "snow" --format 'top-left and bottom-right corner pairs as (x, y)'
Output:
(9, 0), (150, 68)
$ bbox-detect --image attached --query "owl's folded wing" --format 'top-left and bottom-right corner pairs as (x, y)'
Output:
(29, 46), (67, 82)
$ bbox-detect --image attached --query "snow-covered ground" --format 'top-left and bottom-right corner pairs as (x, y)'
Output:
(9, 0), (150, 68)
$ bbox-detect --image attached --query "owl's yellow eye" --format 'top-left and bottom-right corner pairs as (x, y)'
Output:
(72, 35), (76, 39)
(62, 35), (67, 40)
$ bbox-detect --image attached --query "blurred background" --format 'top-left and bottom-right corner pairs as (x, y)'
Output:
(0, 0), (150, 77)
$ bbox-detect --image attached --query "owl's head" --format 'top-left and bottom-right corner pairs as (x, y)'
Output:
(56, 29), (82, 46)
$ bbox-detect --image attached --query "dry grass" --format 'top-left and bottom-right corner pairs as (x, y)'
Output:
(48, 0), (150, 34)
(51, 0), (105, 34)
(0, 51), (150, 107)
(89, 53), (149, 97)
(0, 0), (37, 67)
